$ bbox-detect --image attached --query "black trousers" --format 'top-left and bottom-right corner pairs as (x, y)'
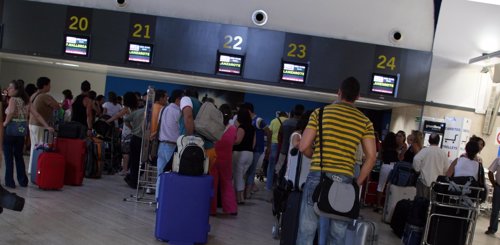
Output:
(126, 135), (142, 187)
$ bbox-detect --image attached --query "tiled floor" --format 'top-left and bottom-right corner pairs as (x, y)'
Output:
(1, 164), (500, 244)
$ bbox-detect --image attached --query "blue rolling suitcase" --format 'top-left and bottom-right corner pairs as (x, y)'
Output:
(155, 173), (213, 244)
(30, 145), (44, 184)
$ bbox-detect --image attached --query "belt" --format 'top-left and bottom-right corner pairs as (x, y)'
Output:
(160, 140), (176, 145)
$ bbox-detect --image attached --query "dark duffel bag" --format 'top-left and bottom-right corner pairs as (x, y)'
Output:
(390, 199), (412, 238)
(58, 122), (86, 139)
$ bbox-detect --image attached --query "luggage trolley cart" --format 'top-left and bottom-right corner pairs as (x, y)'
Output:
(422, 180), (484, 245)
(124, 86), (158, 205)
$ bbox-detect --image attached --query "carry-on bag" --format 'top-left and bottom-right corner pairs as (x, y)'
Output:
(36, 130), (65, 190)
(280, 149), (305, 245)
(390, 199), (412, 238)
(85, 137), (104, 178)
(382, 184), (416, 223)
(56, 137), (86, 186)
(155, 172), (213, 244)
(30, 144), (44, 185)
(389, 161), (418, 186)
(345, 218), (378, 245)
(172, 135), (208, 176)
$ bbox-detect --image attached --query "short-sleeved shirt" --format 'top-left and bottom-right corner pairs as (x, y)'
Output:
(454, 157), (479, 180)
(102, 102), (122, 117)
(29, 93), (58, 126)
(252, 115), (268, 153)
(159, 103), (181, 142)
(269, 116), (287, 144)
(307, 103), (375, 177)
(488, 158), (500, 185)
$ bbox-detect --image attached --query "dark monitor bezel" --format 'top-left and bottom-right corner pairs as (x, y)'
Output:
(280, 61), (308, 84)
(63, 34), (90, 57)
(215, 52), (244, 76)
(127, 42), (154, 64)
(370, 73), (398, 96)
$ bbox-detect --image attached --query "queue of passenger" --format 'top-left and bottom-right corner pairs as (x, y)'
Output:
(0, 76), (497, 245)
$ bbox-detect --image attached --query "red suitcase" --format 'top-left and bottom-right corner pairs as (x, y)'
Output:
(56, 138), (86, 186)
(36, 152), (65, 190)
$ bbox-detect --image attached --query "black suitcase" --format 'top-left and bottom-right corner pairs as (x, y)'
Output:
(58, 121), (86, 139)
(390, 199), (412, 238)
(280, 190), (302, 245)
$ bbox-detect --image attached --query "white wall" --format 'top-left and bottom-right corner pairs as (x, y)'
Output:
(427, 0), (500, 109)
(29, 0), (435, 51)
(0, 60), (106, 102)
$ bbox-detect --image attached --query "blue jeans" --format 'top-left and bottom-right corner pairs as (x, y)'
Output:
(3, 135), (28, 187)
(245, 152), (261, 186)
(156, 142), (177, 199)
(266, 143), (279, 191)
(488, 184), (500, 232)
(297, 171), (352, 245)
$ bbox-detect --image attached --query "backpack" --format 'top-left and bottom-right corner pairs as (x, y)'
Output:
(194, 102), (225, 142)
(389, 161), (418, 186)
(172, 135), (209, 176)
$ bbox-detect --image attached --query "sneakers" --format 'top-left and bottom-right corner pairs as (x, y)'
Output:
(485, 230), (496, 235)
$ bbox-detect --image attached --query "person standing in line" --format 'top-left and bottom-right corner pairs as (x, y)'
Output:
(4, 80), (53, 188)
(61, 89), (73, 111)
(28, 77), (60, 175)
(373, 132), (398, 213)
(232, 107), (255, 204)
(297, 77), (377, 245)
(211, 104), (238, 215)
(485, 157), (500, 235)
(150, 89), (168, 139)
(155, 89), (183, 200)
(178, 88), (217, 166)
(122, 92), (145, 189)
(413, 133), (448, 199)
(265, 111), (288, 192)
(275, 104), (304, 178)
(244, 102), (272, 198)
(102, 91), (122, 124)
(71, 80), (94, 137)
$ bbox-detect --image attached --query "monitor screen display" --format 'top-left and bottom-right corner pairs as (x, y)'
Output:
(64, 35), (89, 56)
(217, 54), (243, 75)
(281, 62), (307, 83)
(128, 43), (153, 64)
(371, 73), (397, 95)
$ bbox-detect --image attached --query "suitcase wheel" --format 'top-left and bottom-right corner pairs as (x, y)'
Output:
(272, 221), (280, 239)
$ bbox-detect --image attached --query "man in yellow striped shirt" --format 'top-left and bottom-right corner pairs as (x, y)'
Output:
(297, 77), (377, 245)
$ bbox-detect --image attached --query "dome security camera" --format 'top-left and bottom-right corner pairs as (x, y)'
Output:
(252, 10), (268, 26)
(390, 30), (403, 43)
(116, 0), (127, 7)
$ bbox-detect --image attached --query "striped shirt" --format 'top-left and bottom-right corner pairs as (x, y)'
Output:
(307, 102), (375, 176)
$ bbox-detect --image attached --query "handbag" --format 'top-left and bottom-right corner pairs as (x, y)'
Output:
(312, 106), (360, 221)
(5, 120), (28, 137)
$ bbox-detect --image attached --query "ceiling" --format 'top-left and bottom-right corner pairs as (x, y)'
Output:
(0, 52), (417, 110)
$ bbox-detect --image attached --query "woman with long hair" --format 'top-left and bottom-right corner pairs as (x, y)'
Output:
(211, 104), (238, 215)
(447, 141), (481, 180)
(3, 80), (53, 188)
(232, 107), (255, 204)
(374, 132), (399, 213)
(403, 130), (423, 163)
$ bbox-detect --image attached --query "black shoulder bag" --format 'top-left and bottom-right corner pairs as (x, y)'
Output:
(312, 107), (360, 221)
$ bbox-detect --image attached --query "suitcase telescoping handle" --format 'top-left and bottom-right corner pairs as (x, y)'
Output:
(43, 129), (56, 152)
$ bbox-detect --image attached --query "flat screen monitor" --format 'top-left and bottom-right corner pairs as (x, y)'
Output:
(64, 35), (89, 57)
(371, 73), (397, 95)
(217, 53), (243, 75)
(128, 43), (153, 64)
(281, 62), (307, 83)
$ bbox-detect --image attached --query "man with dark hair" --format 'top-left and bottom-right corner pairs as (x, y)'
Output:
(28, 77), (60, 175)
(275, 104), (305, 175)
(244, 102), (272, 198)
(297, 77), (377, 244)
(155, 89), (184, 199)
(413, 133), (448, 199)
(71, 80), (93, 137)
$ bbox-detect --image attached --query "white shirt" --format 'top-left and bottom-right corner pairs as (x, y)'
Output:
(413, 145), (449, 187)
(488, 158), (500, 185)
(454, 157), (479, 181)
(102, 102), (122, 117)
